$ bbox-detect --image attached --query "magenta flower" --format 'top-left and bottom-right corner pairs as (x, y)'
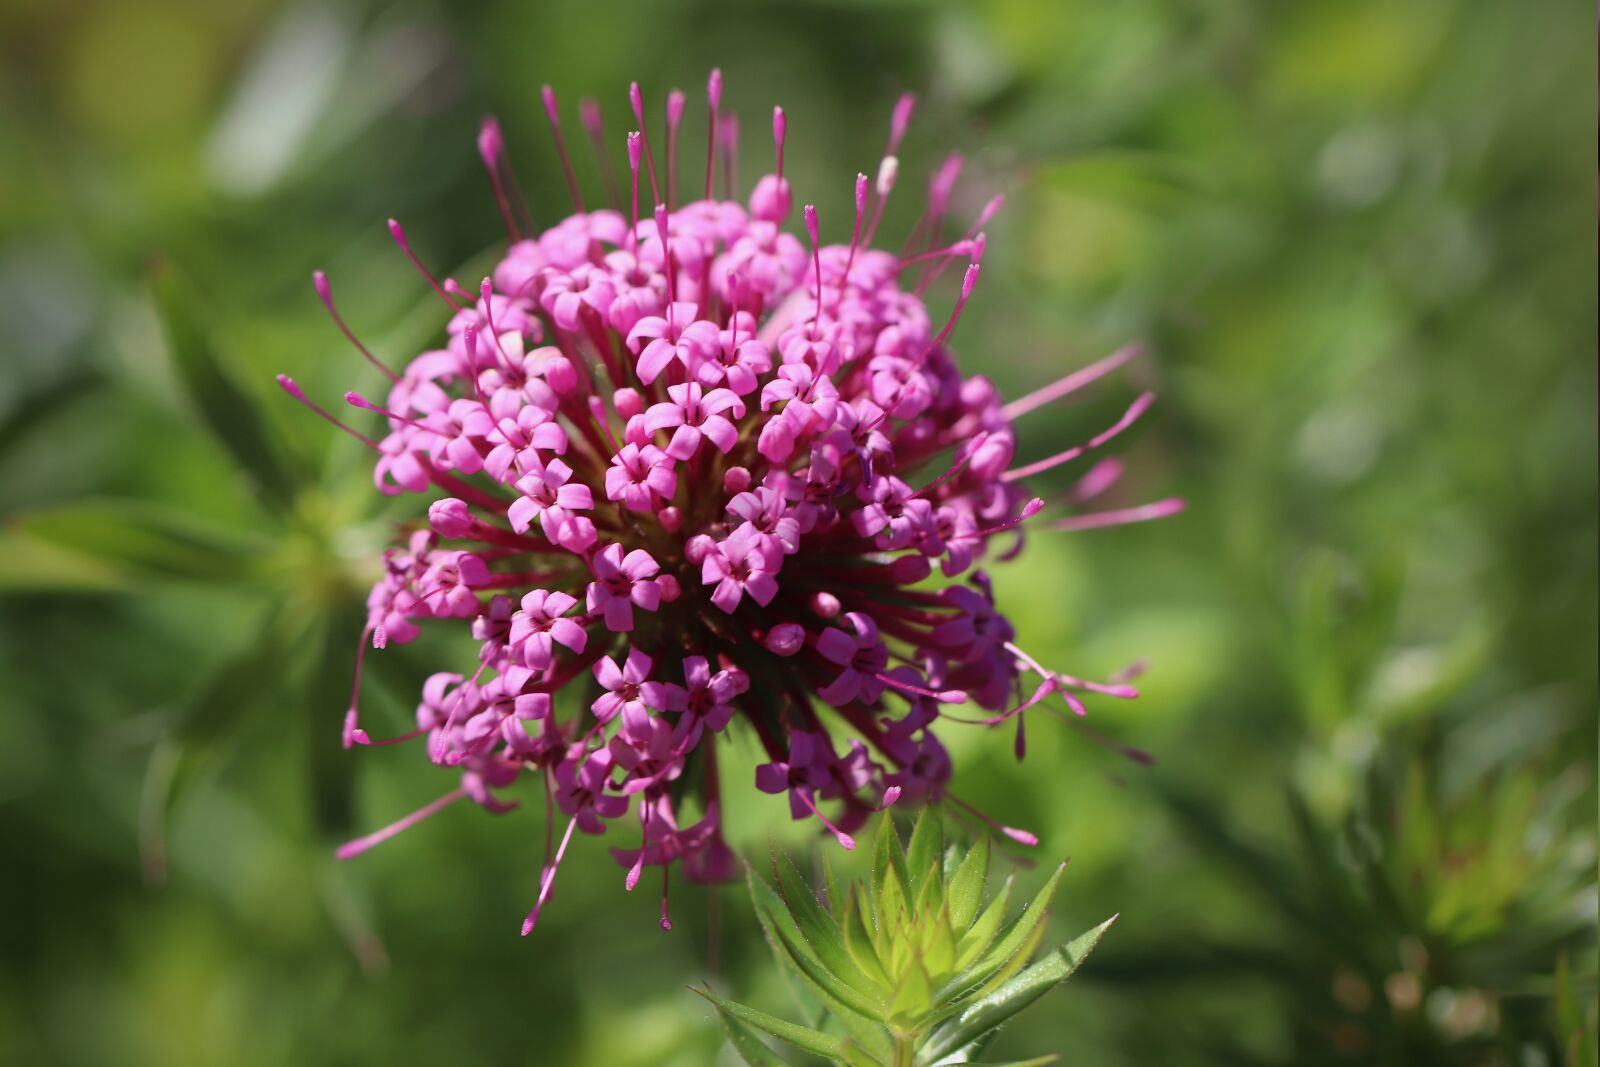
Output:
(291, 72), (1181, 934)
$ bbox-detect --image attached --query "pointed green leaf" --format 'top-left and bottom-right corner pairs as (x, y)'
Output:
(947, 836), (990, 931)
(888, 956), (934, 1024)
(772, 851), (881, 1001)
(954, 873), (1013, 971)
(710, 1003), (805, 1066)
(922, 902), (958, 980)
(150, 260), (299, 512)
(843, 885), (891, 992)
(965, 862), (1067, 983)
(748, 870), (892, 1055)
(872, 816), (912, 917)
(906, 808), (944, 899)
(924, 915), (1116, 1062)
(692, 988), (842, 1060)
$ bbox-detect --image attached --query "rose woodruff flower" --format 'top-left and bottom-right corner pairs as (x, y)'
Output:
(283, 73), (1181, 934)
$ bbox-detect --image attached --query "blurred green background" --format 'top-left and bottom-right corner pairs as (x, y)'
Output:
(1, 0), (1595, 1064)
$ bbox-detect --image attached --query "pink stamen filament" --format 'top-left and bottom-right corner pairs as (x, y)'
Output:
(876, 671), (967, 704)
(314, 272), (399, 382)
(1000, 343), (1143, 422)
(1002, 392), (1156, 484)
(971, 496), (1045, 538)
(1053, 498), (1186, 532)
(580, 98), (622, 208)
(276, 376), (380, 450)
(337, 787), (467, 860)
(630, 82), (661, 205)
(477, 117), (522, 241)
(387, 219), (463, 311)
(704, 68), (721, 200)
(913, 431), (988, 497)
(523, 815), (579, 935)
(945, 792), (1038, 847)
(796, 788), (856, 850)
(541, 85), (586, 213)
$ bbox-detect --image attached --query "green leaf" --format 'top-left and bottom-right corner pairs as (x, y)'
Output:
(947, 836), (990, 931)
(960, 857), (1062, 985)
(692, 988), (843, 1060)
(11, 499), (267, 585)
(872, 816), (912, 922)
(888, 956), (934, 1024)
(939, 1059), (1058, 1067)
(954, 873), (1013, 971)
(748, 869), (893, 1056)
(150, 259), (299, 512)
(710, 1003), (806, 1066)
(843, 885), (891, 992)
(773, 851), (881, 1001)
(924, 915), (1116, 1063)
(905, 808), (944, 900)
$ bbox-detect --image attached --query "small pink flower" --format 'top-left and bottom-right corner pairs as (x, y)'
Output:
(585, 544), (663, 632)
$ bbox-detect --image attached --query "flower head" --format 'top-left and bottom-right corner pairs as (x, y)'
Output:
(289, 72), (1181, 934)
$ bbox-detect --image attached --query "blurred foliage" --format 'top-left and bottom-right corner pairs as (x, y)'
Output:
(0, 1), (1593, 1065)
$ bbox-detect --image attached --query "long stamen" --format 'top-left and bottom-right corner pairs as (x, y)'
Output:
(1000, 343), (1143, 421)
(704, 68), (721, 201)
(796, 789), (856, 850)
(838, 173), (868, 301)
(579, 97), (622, 208)
(972, 497), (1045, 539)
(920, 262), (980, 357)
(885, 91), (915, 156)
(540, 85), (585, 213)
(943, 676), (1057, 726)
(629, 82), (661, 205)
(276, 376), (380, 450)
(803, 204), (821, 326)
(861, 154), (898, 249)
(336, 787), (467, 860)
(916, 195), (1003, 295)
(665, 89), (685, 209)
(1002, 392), (1155, 483)
(659, 864), (672, 931)
(522, 815), (578, 935)
(913, 431), (988, 497)
(875, 671), (967, 703)
(654, 202), (677, 305)
(626, 132), (643, 251)
(945, 792), (1039, 846)
(344, 391), (432, 432)
(895, 239), (978, 272)
(388, 219), (464, 311)
(1053, 498), (1186, 532)
(478, 277), (519, 370)
(314, 272), (400, 382)
(901, 152), (964, 255)
(772, 106), (786, 178)
(342, 624), (377, 747)
(625, 800), (651, 890)
(477, 116), (522, 241)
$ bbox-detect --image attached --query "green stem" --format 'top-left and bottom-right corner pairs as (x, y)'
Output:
(892, 1033), (916, 1067)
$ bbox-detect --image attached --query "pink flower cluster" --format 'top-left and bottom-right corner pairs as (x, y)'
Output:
(284, 73), (1181, 934)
